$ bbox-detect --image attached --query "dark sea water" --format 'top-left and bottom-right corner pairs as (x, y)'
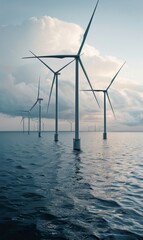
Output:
(0, 131), (143, 240)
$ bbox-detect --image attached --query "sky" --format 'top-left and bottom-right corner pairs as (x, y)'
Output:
(0, 0), (143, 132)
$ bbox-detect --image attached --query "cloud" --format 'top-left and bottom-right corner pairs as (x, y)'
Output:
(0, 15), (142, 130)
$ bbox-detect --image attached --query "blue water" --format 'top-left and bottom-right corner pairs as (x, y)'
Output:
(0, 131), (143, 240)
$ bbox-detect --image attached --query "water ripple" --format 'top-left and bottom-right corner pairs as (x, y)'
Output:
(0, 132), (143, 239)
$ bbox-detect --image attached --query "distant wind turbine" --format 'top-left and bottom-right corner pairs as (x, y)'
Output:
(30, 77), (43, 137)
(83, 62), (126, 140)
(29, 51), (75, 141)
(20, 116), (25, 133)
(21, 110), (31, 135)
(66, 120), (73, 132)
(23, 0), (100, 150)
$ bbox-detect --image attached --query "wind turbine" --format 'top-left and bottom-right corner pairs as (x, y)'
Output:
(29, 51), (75, 141)
(83, 62), (125, 140)
(30, 77), (43, 137)
(66, 120), (73, 132)
(21, 110), (31, 135)
(23, 0), (100, 150)
(20, 116), (25, 133)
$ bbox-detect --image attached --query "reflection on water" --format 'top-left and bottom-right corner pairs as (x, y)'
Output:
(0, 132), (143, 239)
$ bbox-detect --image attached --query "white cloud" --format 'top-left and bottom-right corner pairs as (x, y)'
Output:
(0, 15), (142, 131)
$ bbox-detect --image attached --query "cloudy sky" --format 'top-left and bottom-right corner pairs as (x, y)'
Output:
(0, 0), (143, 131)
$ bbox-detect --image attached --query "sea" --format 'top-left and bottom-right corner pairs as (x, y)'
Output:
(0, 131), (143, 240)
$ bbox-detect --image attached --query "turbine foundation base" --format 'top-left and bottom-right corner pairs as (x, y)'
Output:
(54, 133), (58, 142)
(38, 132), (41, 138)
(73, 138), (80, 151)
(103, 133), (107, 140)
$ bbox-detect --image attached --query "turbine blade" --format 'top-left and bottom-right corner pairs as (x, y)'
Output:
(79, 58), (100, 108)
(47, 74), (56, 114)
(78, 0), (100, 55)
(23, 54), (75, 59)
(106, 61), (126, 91)
(30, 100), (38, 111)
(106, 92), (116, 119)
(30, 51), (55, 74)
(37, 77), (40, 99)
(22, 110), (28, 113)
(57, 58), (75, 72)
(81, 89), (103, 92)
(20, 117), (24, 124)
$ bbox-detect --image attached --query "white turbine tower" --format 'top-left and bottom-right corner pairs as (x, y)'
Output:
(83, 62), (125, 140)
(23, 0), (100, 150)
(30, 78), (43, 137)
(29, 51), (75, 141)
(22, 110), (31, 135)
(20, 116), (25, 133)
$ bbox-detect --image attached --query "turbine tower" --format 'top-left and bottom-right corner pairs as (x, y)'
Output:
(29, 51), (75, 141)
(20, 116), (25, 133)
(30, 77), (43, 138)
(23, 0), (100, 150)
(83, 62), (125, 140)
(22, 110), (31, 135)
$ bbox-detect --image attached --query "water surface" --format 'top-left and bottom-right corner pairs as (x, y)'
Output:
(0, 132), (143, 239)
